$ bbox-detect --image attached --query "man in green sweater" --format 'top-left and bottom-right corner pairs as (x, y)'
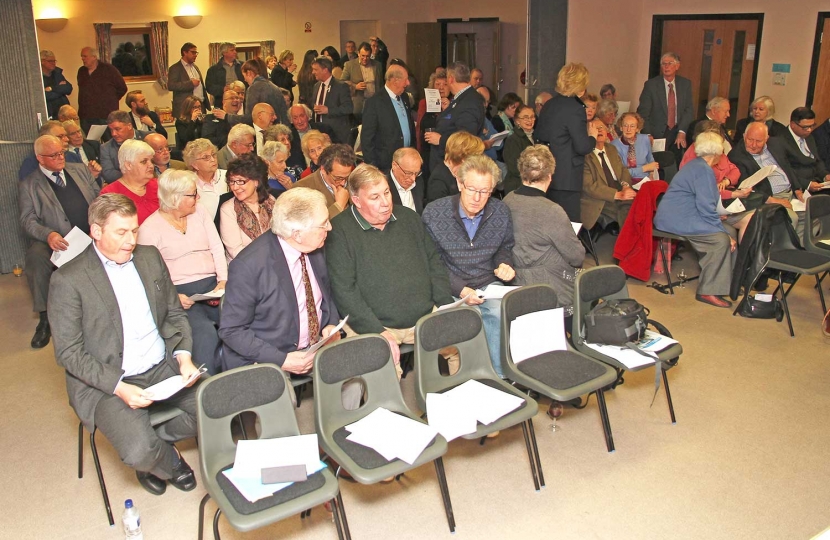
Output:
(326, 164), (456, 371)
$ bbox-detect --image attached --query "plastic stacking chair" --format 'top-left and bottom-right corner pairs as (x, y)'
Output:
(572, 265), (682, 423)
(803, 194), (830, 286)
(414, 307), (544, 491)
(196, 364), (348, 540)
(500, 285), (619, 452)
(77, 403), (184, 526)
(313, 335), (455, 533)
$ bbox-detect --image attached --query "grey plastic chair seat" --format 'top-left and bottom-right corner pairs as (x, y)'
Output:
(332, 424), (439, 470)
(215, 467), (328, 516)
(516, 350), (613, 389)
(769, 249), (830, 274)
(652, 228), (687, 241)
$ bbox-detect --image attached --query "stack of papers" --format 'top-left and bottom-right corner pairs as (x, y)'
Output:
(143, 364), (207, 400)
(509, 308), (568, 363)
(475, 283), (519, 300)
(426, 380), (525, 441)
(651, 138), (666, 153)
(584, 329), (678, 369)
(50, 227), (92, 267)
(791, 189), (811, 212)
(222, 434), (326, 503)
(345, 408), (438, 465)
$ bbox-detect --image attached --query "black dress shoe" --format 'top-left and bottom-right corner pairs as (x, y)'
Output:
(136, 471), (167, 495)
(605, 222), (620, 236)
(30, 317), (51, 349)
(169, 455), (197, 492)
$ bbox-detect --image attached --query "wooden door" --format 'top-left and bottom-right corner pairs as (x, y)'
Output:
(407, 23), (442, 103)
(809, 18), (830, 122)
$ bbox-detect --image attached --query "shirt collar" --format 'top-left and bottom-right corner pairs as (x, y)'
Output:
(321, 75), (332, 86)
(350, 204), (396, 231)
(39, 165), (63, 181)
(458, 200), (483, 220)
(390, 170), (412, 193)
(385, 84), (400, 101)
(277, 235), (303, 266)
(788, 125), (804, 144)
(93, 241), (134, 268)
(453, 85), (472, 99)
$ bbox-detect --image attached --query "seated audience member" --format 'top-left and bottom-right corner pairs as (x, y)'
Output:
(733, 95), (788, 144)
(688, 97), (732, 151)
(291, 144), (355, 218)
(582, 118), (636, 236)
(184, 139), (227, 219)
(781, 107), (830, 192)
(262, 140), (295, 196)
(219, 153), (276, 261)
(100, 111), (148, 184)
(387, 147), (425, 214)
(596, 99), (619, 142)
(18, 120), (85, 181)
(145, 133), (186, 177)
(63, 120), (100, 166)
(612, 112), (659, 181)
(492, 92), (523, 135)
(250, 103), (278, 157)
(137, 170), (227, 375)
(100, 139), (159, 224)
(125, 90), (168, 139)
(265, 124), (306, 179)
(58, 104), (80, 125)
(326, 164), (454, 374)
(289, 103), (336, 144)
(680, 120), (749, 209)
(504, 144), (585, 320)
(270, 49), (297, 100)
(175, 96), (204, 152)
(202, 90), (241, 149)
(654, 132), (737, 308)
(19, 134), (100, 348)
(582, 92), (599, 122)
(217, 124), (255, 170)
(228, 80), (246, 104)
(502, 105), (536, 194)
(534, 91), (552, 116)
(49, 193), (199, 496)
(427, 131), (485, 203)
(299, 129), (332, 178)
(600, 84), (617, 101)
(422, 155), (515, 377)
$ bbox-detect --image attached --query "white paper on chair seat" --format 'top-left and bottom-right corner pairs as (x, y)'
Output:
(345, 407), (439, 465)
(222, 459), (327, 503)
(585, 330), (677, 369)
(439, 380), (525, 425)
(509, 308), (568, 364)
(425, 392), (478, 441)
(632, 178), (652, 191)
(232, 434), (321, 479)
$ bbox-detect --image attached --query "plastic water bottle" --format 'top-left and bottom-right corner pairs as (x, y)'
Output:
(122, 499), (143, 540)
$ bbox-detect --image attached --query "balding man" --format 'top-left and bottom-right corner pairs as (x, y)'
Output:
(19, 134), (100, 348)
(361, 64), (416, 171)
(215, 60), (289, 130)
(289, 103), (336, 143)
(58, 105), (80, 125)
(252, 103), (277, 156)
(41, 50), (72, 119)
(144, 133), (186, 177)
(76, 47), (127, 136)
(202, 90), (241, 149)
(470, 68), (484, 89)
(688, 97), (731, 149)
(19, 120), (85, 180)
(534, 92), (553, 116)
(100, 111), (148, 183)
(386, 148), (424, 214)
(217, 124), (256, 169)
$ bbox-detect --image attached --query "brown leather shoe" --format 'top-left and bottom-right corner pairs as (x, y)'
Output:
(695, 294), (732, 308)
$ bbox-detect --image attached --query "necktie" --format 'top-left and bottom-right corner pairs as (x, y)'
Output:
(667, 83), (677, 130)
(299, 254), (320, 345)
(315, 83), (326, 122)
(52, 171), (65, 187)
(598, 152), (621, 190)
(799, 138), (813, 158)
(74, 148), (81, 158)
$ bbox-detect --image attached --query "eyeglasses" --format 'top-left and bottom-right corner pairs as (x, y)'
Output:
(227, 178), (251, 187)
(188, 50), (199, 55)
(39, 151), (65, 158)
(154, 147), (170, 155)
(621, 124), (639, 129)
(660, 61), (678, 66)
(461, 184), (492, 198)
(307, 219), (331, 231)
(394, 162), (422, 178)
(196, 153), (217, 161)
(516, 115), (535, 121)
(327, 172), (350, 183)
(236, 142), (255, 150)
(183, 192), (198, 199)
(796, 123), (816, 131)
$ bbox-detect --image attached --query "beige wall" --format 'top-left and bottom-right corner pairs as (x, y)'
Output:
(33, 0), (526, 114)
(569, 0), (830, 120)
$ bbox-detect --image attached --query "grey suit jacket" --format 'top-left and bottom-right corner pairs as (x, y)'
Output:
(636, 75), (693, 138)
(18, 163), (100, 242)
(226, 76), (290, 129)
(99, 131), (148, 184)
(167, 61), (208, 118)
(217, 145), (237, 170)
(48, 244), (193, 432)
(340, 58), (384, 116)
(312, 78), (353, 147)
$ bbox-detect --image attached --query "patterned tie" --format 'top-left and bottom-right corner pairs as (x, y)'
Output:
(667, 83), (676, 130)
(52, 171), (65, 187)
(315, 83), (326, 122)
(299, 254), (320, 345)
(74, 148), (81, 158)
(598, 152), (621, 190)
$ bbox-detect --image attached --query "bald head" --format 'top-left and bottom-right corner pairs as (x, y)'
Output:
(535, 92), (553, 115)
(391, 147), (423, 189)
(252, 103), (276, 129)
(743, 121), (769, 155)
(143, 133), (171, 166)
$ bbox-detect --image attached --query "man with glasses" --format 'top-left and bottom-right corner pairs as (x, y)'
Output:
(636, 52), (693, 163)
(361, 64), (416, 172)
(41, 50), (72, 119)
(19, 134), (100, 348)
(422, 155), (515, 377)
(291, 144), (356, 219)
(386, 148), (424, 214)
(18, 121), (85, 180)
(167, 43), (208, 119)
(217, 124), (256, 169)
(203, 90), (242, 149)
(144, 133), (185, 176)
(781, 107), (830, 193)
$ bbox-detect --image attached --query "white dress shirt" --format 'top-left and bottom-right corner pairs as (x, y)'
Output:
(390, 170), (415, 211)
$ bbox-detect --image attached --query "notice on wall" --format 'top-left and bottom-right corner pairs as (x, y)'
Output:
(746, 44), (756, 61)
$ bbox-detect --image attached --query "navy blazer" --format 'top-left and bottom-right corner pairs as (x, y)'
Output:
(636, 75), (693, 138)
(219, 232), (339, 371)
(534, 93), (596, 192)
(362, 88), (416, 171)
(430, 86), (485, 171)
(311, 78), (354, 149)
(728, 138), (806, 194)
(384, 169), (424, 214)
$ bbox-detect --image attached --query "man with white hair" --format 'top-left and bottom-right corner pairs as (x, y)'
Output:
(18, 120), (86, 180)
(289, 103), (336, 143)
(202, 90), (242, 149)
(361, 64), (416, 172)
(100, 111), (148, 183)
(76, 47), (127, 135)
(41, 50), (72, 119)
(217, 124), (256, 169)
(688, 96), (731, 149)
(534, 91), (553, 116)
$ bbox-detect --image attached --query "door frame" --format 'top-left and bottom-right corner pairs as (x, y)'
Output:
(648, 13), (764, 102)
(805, 12), (830, 109)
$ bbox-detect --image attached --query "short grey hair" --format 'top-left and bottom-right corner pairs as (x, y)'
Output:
(228, 80), (245, 93)
(107, 110), (131, 125)
(289, 103), (313, 121)
(447, 61), (471, 83)
(264, 124), (293, 143)
(597, 99), (619, 118)
(62, 121), (83, 136)
(183, 138), (218, 168)
(517, 145), (556, 184)
(88, 193), (136, 228)
(270, 187), (327, 238)
(456, 154), (501, 189)
(157, 169), (198, 212)
(347, 163), (387, 196)
(227, 123), (255, 145)
(706, 97), (729, 113)
(661, 51), (681, 63)
(385, 64), (407, 82)
(34, 134), (61, 154)
(219, 42), (236, 56)
(694, 132), (725, 158)
(118, 139), (154, 169)
(81, 46), (99, 58)
(261, 140), (289, 163)
(40, 50), (55, 59)
(38, 120), (64, 136)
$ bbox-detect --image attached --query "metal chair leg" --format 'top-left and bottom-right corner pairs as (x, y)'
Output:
(662, 370), (676, 424)
(335, 491), (352, 540)
(579, 228), (600, 266)
(816, 275), (827, 314)
(658, 239), (673, 295)
(330, 498), (344, 540)
(527, 418), (545, 488)
(595, 389), (615, 453)
(212, 508), (222, 540)
(433, 457), (455, 533)
(198, 493), (211, 540)
(89, 428), (114, 526)
(520, 421), (540, 491)
(78, 422), (84, 478)
(777, 272), (795, 337)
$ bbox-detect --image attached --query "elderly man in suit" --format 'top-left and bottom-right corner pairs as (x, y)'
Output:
(125, 90), (168, 140)
(424, 61), (486, 172)
(361, 64), (416, 172)
(63, 120), (100, 167)
(18, 120), (86, 181)
(205, 42), (244, 110)
(310, 56), (353, 147)
(217, 124), (256, 169)
(100, 111), (148, 184)
(581, 118), (636, 237)
(19, 134), (101, 349)
(340, 42), (384, 122)
(781, 107), (830, 193)
(49, 193), (200, 496)
(167, 43), (208, 119)
(202, 90), (242, 149)
(636, 52), (693, 163)
(688, 96), (732, 151)
(289, 103), (337, 144)
(291, 144), (356, 219)
(385, 148), (425, 214)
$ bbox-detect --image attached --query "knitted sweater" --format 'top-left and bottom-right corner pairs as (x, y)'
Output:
(326, 205), (453, 334)
(422, 195), (514, 296)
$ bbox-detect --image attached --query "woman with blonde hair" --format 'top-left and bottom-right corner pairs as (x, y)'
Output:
(426, 131), (485, 203)
(533, 62), (599, 221)
(299, 129), (332, 178)
(733, 95), (787, 143)
(270, 49), (297, 104)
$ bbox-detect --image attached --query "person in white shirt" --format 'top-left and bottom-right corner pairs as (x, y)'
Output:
(387, 147), (424, 214)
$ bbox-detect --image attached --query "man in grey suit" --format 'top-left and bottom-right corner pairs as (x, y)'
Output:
(311, 56), (353, 148)
(100, 111), (148, 183)
(19, 135), (100, 349)
(217, 124), (256, 169)
(340, 42), (384, 121)
(636, 52), (693, 164)
(167, 42), (208, 118)
(214, 60), (289, 130)
(49, 194), (200, 496)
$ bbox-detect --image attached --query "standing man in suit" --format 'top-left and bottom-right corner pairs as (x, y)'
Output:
(77, 47), (127, 136)
(100, 111), (148, 184)
(424, 62), (485, 172)
(49, 193), (200, 496)
(636, 52), (693, 164)
(340, 41), (358, 68)
(310, 56), (353, 148)
(41, 50), (72, 119)
(386, 148), (425, 214)
(19, 134), (101, 349)
(291, 144), (356, 219)
(340, 42), (383, 122)
(361, 64), (415, 172)
(167, 43), (208, 119)
(781, 107), (830, 192)
(205, 42), (244, 111)
(125, 90), (168, 140)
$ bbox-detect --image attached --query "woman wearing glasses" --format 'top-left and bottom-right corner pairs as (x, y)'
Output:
(137, 169), (227, 374)
(175, 96), (204, 153)
(219, 153), (276, 261)
(611, 112), (659, 183)
(184, 139), (227, 220)
(502, 105), (536, 194)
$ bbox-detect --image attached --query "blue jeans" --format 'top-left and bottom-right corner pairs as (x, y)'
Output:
(455, 297), (504, 378)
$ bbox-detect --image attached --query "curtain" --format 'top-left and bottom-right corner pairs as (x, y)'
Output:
(149, 21), (168, 89)
(93, 23), (112, 63)
(209, 43), (222, 66)
(260, 40), (275, 59)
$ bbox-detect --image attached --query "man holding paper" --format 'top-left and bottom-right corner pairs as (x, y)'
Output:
(781, 107), (830, 193)
(49, 194), (200, 496)
(19, 134), (100, 349)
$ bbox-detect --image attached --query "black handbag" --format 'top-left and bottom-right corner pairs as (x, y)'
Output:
(584, 299), (649, 345)
(738, 295), (784, 321)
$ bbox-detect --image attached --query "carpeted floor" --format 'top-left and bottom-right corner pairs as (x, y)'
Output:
(2, 235), (829, 540)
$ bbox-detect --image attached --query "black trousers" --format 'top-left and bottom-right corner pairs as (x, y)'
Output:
(175, 276), (222, 375)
